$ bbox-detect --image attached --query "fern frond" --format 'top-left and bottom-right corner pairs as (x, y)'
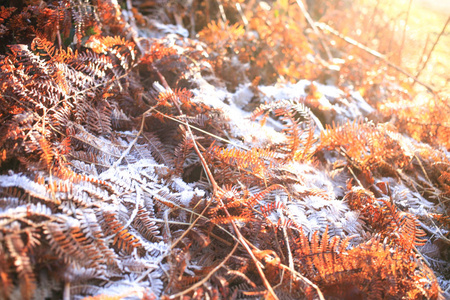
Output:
(45, 216), (105, 268)
(208, 145), (276, 181)
(210, 212), (254, 225)
(245, 184), (287, 208)
(36, 135), (54, 169)
(0, 244), (14, 299)
(379, 199), (427, 250)
(132, 205), (161, 242)
(4, 230), (36, 300)
(72, 125), (123, 160)
(100, 210), (142, 253)
(142, 132), (174, 167)
(173, 127), (194, 174)
(85, 35), (136, 70)
(86, 101), (113, 135)
(260, 201), (286, 217)
(252, 99), (317, 161)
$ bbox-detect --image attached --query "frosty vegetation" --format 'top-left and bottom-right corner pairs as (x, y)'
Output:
(0, 0), (449, 299)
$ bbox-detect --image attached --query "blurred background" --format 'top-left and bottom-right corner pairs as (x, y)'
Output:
(311, 0), (450, 91)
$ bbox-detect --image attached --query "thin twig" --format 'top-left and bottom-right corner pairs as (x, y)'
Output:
(399, 0), (413, 63)
(168, 243), (238, 299)
(154, 68), (219, 194)
(340, 147), (364, 188)
(413, 153), (433, 187)
(278, 263), (325, 300)
(414, 16), (450, 84)
(63, 282), (70, 300)
(145, 218), (191, 226)
(112, 107), (155, 168)
(283, 225), (294, 292)
(235, 2), (249, 31)
(224, 207), (280, 300)
(217, 0), (228, 24)
(153, 109), (249, 150)
(415, 33), (430, 72)
(295, 0), (333, 61)
(315, 22), (437, 94)
(122, 185), (142, 231)
(155, 66), (279, 299)
(170, 200), (212, 250)
(141, 186), (239, 244)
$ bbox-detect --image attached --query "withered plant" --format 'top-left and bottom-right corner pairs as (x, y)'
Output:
(0, 0), (448, 300)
